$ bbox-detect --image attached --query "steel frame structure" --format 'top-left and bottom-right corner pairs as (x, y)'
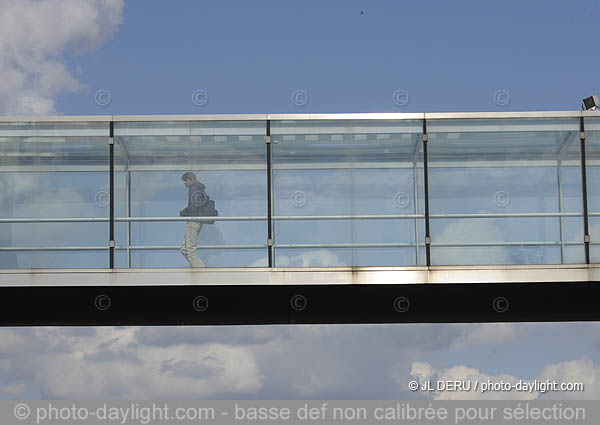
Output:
(1, 111), (598, 266)
(2, 110), (600, 325)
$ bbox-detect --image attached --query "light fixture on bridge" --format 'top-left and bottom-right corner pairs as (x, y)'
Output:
(582, 95), (599, 111)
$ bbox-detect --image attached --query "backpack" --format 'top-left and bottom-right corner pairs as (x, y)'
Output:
(200, 192), (219, 224)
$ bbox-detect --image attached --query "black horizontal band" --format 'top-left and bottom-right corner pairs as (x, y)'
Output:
(1, 282), (598, 326)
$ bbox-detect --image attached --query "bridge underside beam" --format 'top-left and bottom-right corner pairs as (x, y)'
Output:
(1, 281), (599, 326)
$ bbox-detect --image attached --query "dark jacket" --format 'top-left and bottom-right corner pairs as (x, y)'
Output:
(181, 181), (206, 218)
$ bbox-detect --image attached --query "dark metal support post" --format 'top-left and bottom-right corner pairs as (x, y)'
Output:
(422, 120), (431, 267)
(580, 117), (591, 264)
(266, 120), (274, 267)
(109, 121), (115, 269)
(127, 170), (132, 268)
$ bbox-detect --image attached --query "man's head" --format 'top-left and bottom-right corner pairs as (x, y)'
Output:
(181, 172), (197, 188)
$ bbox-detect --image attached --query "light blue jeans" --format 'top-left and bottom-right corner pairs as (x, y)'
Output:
(180, 221), (205, 267)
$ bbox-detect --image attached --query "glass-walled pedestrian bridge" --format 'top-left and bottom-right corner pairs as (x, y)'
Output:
(2, 111), (600, 287)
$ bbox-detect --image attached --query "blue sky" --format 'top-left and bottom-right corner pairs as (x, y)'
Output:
(1, 0), (600, 401)
(56, 0), (600, 115)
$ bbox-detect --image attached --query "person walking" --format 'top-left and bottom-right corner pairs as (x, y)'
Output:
(179, 172), (207, 267)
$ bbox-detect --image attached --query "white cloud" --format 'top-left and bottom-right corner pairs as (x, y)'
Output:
(450, 323), (536, 350)
(126, 173), (173, 207)
(136, 326), (293, 347)
(0, 173), (108, 267)
(275, 249), (347, 267)
(4, 324), (597, 400)
(408, 362), (538, 400)
(0, 324), (466, 399)
(0, 0), (124, 114)
(0, 327), (264, 399)
(274, 168), (417, 216)
(433, 218), (511, 265)
(538, 357), (600, 400)
(409, 361), (434, 382)
(250, 249), (347, 267)
(407, 356), (600, 401)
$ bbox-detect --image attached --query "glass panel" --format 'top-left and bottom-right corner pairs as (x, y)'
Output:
(114, 120), (267, 268)
(126, 248), (267, 268)
(271, 120), (425, 267)
(0, 115), (588, 270)
(0, 121), (109, 268)
(585, 117), (600, 262)
(427, 117), (583, 265)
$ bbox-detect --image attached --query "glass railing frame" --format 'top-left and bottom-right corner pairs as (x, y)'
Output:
(1, 110), (599, 268)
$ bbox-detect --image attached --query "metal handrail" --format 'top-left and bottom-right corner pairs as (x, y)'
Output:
(1, 110), (598, 123)
(0, 212), (586, 224)
(0, 240), (590, 252)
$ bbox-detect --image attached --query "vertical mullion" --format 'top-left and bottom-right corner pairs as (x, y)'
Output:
(422, 119), (431, 267)
(266, 120), (274, 267)
(580, 116), (591, 264)
(127, 170), (132, 268)
(109, 120), (115, 269)
(557, 161), (565, 264)
(412, 153), (420, 265)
